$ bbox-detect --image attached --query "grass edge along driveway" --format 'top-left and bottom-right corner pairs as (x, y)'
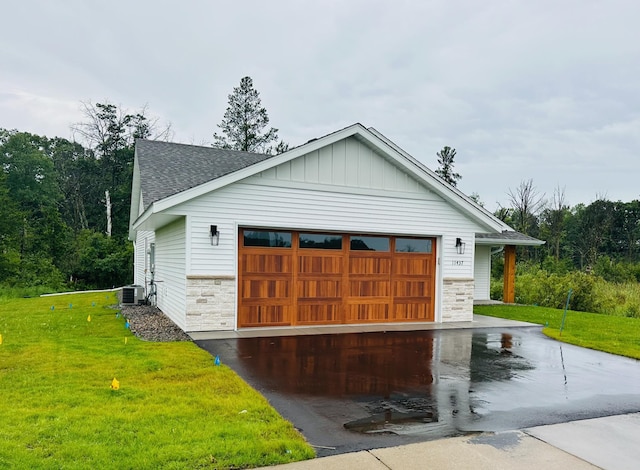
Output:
(0, 292), (314, 469)
(475, 304), (640, 360)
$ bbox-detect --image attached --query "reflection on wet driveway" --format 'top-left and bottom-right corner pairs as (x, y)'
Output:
(197, 328), (640, 456)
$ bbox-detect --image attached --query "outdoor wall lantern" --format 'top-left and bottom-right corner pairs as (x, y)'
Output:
(455, 237), (466, 255)
(210, 225), (220, 246)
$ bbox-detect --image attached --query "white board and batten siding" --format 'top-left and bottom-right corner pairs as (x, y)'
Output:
(154, 218), (187, 330)
(259, 137), (427, 194)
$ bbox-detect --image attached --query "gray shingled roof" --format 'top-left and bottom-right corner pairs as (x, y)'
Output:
(136, 139), (274, 208)
(476, 231), (545, 245)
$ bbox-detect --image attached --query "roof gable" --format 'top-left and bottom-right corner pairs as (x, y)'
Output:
(130, 124), (519, 237)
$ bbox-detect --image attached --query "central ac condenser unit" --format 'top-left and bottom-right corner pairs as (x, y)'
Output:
(121, 285), (144, 305)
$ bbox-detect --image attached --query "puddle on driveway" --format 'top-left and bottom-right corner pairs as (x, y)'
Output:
(199, 327), (640, 454)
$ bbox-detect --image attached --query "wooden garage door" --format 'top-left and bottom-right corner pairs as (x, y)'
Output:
(238, 229), (436, 327)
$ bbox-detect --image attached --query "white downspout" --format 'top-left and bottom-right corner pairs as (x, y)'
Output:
(491, 246), (504, 256)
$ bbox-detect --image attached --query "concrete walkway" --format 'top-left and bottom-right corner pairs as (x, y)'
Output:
(189, 314), (538, 340)
(268, 414), (640, 470)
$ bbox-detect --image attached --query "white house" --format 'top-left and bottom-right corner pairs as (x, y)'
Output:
(128, 124), (542, 333)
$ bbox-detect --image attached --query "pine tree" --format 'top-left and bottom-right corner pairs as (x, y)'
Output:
(435, 146), (461, 187)
(213, 77), (285, 154)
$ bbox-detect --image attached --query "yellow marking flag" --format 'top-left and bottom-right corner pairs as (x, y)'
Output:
(111, 377), (120, 390)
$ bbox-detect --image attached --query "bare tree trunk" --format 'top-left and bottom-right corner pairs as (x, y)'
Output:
(105, 190), (112, 237)
(78, 197), (88, 230)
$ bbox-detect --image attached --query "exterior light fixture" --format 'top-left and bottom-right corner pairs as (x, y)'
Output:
(210, 225), (220, 246)
(455, 237), (466, 255)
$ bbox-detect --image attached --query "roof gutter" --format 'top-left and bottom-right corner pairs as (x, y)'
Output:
(475, 237), (545, 247)
(131, 202), (155, 232)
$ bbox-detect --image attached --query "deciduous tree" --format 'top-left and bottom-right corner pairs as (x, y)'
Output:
(539, 186), (569, 260)
(507, 179), (545, 236)
(72, 101), (171, 237)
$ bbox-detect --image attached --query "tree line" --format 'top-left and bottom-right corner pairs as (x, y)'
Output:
(0, 77), (283, 293)
(0, 102), (170, 292)
(433, 148), (640, 283)
(1, 76), (638, 294)
(493, 181), (640, 283)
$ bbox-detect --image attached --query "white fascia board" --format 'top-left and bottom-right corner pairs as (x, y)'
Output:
(365, 128), (512, 232)
(132, 202), (154, 231)
(475, 237), (545, 246)
(132, 206), (182, 233)
(128, 152), (142, 241)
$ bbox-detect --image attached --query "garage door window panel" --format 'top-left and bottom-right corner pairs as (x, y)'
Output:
(395, 238), (432, 253)
(244, 230), (292, 247)
(299, 233), (343, 249)
(350, 236), (390, 251)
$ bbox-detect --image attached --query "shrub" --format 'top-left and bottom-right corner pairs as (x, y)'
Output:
(540, 256), (572, 275)
(3, 254), (66, 292)
(592, 279), (640, 318)
(490, 277), (503, 301)
(494, 262), (640, 318)
(70, 230), (133, 289)
(593, 256), (637, 283)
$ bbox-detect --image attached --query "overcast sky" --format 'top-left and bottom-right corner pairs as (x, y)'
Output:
(1, 0), (638, 211)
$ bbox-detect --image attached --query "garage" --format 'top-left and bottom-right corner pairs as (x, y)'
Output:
(132, 125), (541, 332)
(238, 228), (436, 327)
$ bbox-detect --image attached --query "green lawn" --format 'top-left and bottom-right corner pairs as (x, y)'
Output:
(0, 293), (314, 469)
(475, 304), (640, 360)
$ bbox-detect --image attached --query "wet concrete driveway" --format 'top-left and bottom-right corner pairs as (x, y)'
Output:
(196, 327), (640, 457)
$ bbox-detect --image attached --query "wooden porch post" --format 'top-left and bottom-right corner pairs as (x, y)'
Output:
(503, 245), (516, 303)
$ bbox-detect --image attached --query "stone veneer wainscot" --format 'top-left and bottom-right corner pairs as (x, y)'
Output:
(442, 278), (474, 322)
(186, 276), (236, 331)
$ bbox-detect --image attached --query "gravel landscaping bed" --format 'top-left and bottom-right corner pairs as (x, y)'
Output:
(120, 304), (191, 342)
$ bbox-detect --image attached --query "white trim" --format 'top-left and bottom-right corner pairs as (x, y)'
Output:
(245, 177), (440, 201)
(434, 235), (443, 323)
(234, 222), (240, 331)
(234, 220), (442, 239)
(475, 237), (545, 246)
(128, 150), (142, 240)
(185, 214), (192, 273)
(132, 202), (154, 231)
